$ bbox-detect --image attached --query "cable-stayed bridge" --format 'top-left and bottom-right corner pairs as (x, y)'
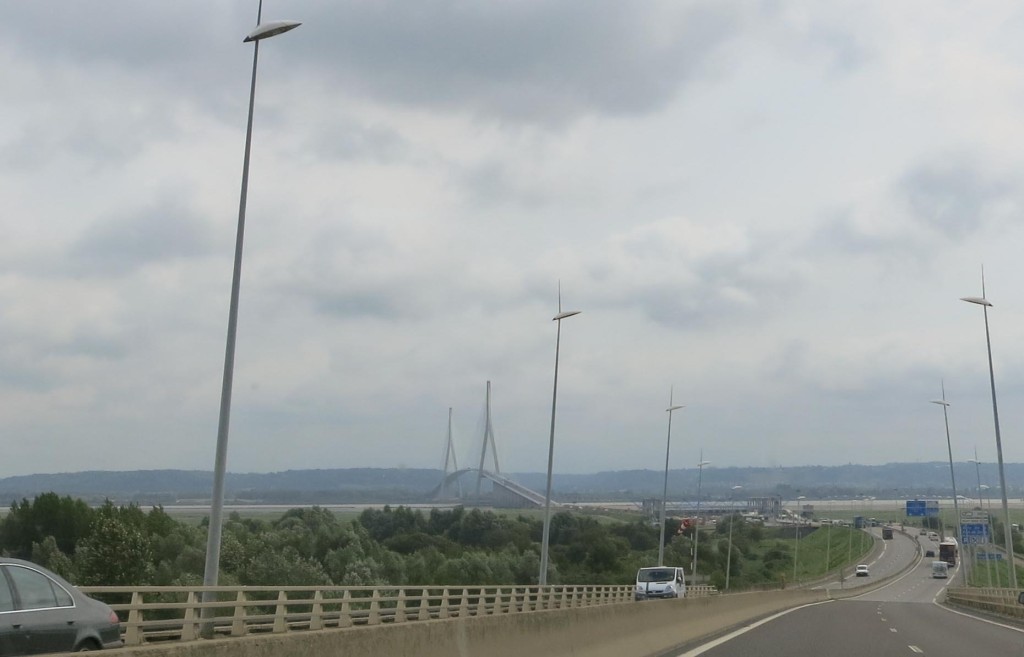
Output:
(432, 381), (554, 508)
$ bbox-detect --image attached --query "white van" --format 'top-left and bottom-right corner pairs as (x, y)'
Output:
(635, 566), (686, 601)
(931, 561), (949, 578)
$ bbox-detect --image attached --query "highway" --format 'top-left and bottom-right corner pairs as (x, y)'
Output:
(815, 526), (921, 592)
(675, 530), (1024, 657)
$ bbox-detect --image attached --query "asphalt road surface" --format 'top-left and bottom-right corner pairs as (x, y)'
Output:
(676, 529), (1024, 656)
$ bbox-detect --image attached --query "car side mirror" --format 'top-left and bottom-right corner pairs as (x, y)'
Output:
(1018, 591), (1024, 606)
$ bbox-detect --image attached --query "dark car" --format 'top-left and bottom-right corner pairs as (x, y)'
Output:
(924, 549), (935, 558)
(0, 557), (121, 655)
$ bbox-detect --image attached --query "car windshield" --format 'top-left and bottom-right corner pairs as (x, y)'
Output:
(638, 569), (675, 582)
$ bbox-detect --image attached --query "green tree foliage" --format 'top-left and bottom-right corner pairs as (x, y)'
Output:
(2, 494), (850, 593)
(0, 493), (93, 558)
(30, 536), (75, 580)
(75, 513), (154, 586)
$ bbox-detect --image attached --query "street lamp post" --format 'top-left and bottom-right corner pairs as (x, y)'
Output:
(658, 391), (685, 567)
(845, 518), (853, 586)
(969, 453), (994, 588)
(794, 495), (805, 582)
(691, 456), (711, 582)
(931, 383), (964, 586)
(726, 485), (742, 589)
(961, 280), (1018, 587)
(824, 498), (832, 577)
(538, 293), (581, 586)
(201, 4), (300, 636)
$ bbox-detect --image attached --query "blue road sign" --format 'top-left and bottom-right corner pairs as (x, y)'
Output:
(906, 501), (940, 517)
(960, 523), (990, 545)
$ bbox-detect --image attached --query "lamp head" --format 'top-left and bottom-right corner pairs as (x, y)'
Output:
(244, 20), (302, 42)
(930, 400), (950, 407)
(960, 296), (992, 307)
(553, 310), (581, 321)
(666, 404), (684, 412)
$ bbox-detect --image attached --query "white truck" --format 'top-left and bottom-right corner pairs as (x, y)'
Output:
(635, 566), (687, 601)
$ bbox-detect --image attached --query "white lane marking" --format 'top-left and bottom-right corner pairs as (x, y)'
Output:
(673, 600), (835, 657)
(889, 627), (898, 633)
(909, 646), (923, 653)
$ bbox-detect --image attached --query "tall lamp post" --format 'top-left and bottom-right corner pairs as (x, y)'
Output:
(658, 390), (685, 567)
(726, 485), (742, 589)
(201, 5), (301, 633)
(931, 383), (964, 585)
(538, 293), (581, 586)
(691, 456), (711, 581)
(961, 281), (1017, 587)
(794, 495), (806, 582)
(969, 452), (994, 588)
(824, 498), (832, 577)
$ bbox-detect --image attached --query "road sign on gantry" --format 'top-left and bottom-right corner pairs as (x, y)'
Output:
(960, 523), (990, 545)
(906, 501), (939, 517)
(906, 501), (926, 517)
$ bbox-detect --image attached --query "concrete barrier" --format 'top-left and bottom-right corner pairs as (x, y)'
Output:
(76, 589), (830, 657)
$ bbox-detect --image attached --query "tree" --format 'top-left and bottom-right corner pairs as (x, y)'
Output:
(30, 536), (75, 580)
(75, 515), (154, 586)
(0, 493), (93, 558)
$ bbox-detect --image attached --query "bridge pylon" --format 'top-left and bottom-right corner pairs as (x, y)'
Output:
(476, 380), (501, 496)
(438, 407), (462, 499)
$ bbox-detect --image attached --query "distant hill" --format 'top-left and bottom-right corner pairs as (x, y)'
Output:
(0, 468), (442, 506)
(0, 461), (1019, 506)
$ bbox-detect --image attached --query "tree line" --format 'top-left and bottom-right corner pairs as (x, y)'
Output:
(0, 493), (805, 590)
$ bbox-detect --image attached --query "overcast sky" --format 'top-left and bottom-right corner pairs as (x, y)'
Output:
(5, 2), (1024, 478)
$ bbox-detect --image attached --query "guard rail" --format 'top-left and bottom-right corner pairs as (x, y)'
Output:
(945, 587), (1024, 620)
(79, 583), (719, 646)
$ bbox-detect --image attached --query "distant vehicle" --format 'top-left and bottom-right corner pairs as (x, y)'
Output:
(0, 557), (122, 654)
(938, 539), (958, 566)
(931, 560), (949, 578)
(925, 549), (935, 558)
(853, 516), (865, 529)
(919, 529), (927, 535)
(855, 564), (870, 577)
(635, 566), (686, 601)
(928, 531), (939, 541)
(881, 527), (894, 540)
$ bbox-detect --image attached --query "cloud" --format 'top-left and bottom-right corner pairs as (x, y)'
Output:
(565, 216), (802, 329)
(294, 1), (750, 125)
(67, 201), (215, 276)
(898, 159), (1019, 239)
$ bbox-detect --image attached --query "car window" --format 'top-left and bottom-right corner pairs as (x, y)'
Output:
(0, 569), (15, 612)
(6, 565), (72, 610)
(53, 583), (73, 607)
